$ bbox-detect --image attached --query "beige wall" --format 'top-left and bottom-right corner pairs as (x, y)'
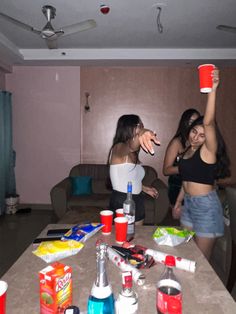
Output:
(81, 66), (236, 184)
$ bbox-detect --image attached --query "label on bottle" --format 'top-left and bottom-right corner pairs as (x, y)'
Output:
(157, 279), (182, 314)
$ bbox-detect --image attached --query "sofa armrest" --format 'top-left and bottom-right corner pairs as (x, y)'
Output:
(151, 178), (169, 224)
(50, 177), (72, 219)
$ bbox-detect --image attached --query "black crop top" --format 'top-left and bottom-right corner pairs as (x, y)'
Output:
(178, 148), (216, 185)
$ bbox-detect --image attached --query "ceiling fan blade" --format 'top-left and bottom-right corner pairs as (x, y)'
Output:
(61, 19), (96, 37)
(45, 38), (58, 49)
(216, 25), (236, 34)
(0, 11), (41, 35)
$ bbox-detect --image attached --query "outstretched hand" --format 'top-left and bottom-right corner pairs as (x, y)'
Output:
(138, 129), (160, 154)
(211, 68), (220, 92)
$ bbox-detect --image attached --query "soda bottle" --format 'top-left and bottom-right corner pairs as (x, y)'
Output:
(123, 181), (135, 238)
(156, 255), (182, 314)
(87, 243), (115, 314)
(116, 271), (138, 314)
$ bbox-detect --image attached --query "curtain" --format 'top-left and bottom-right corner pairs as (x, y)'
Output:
(0, 91), (16, 215)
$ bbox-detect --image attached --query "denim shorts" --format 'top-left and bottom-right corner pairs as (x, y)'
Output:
(180, 190), (224, 238)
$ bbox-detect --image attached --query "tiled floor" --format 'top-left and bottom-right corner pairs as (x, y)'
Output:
(0, 209), (57, 277)
(0, 208), (235, 302)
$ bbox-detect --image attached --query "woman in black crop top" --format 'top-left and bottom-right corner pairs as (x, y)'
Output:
(163, 108), (200, 208)
(173, 68), (230, 261)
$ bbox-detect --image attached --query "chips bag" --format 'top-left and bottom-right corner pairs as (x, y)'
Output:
(153, 227), (195, 247)
(33, 240), (84, 263)
(62, 223), (103, 242)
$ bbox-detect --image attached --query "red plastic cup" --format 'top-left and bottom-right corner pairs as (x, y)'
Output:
(115, 208), (124, 217)
(100, 210), (113, 235)
(114, 216), (128, 244)
(198, 64), (215, 93)
(0, 281), (8, 314)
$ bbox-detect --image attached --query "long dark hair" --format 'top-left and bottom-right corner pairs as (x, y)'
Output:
(188, 116), (231, 179)
(174, 108), (200, 148)
(107, 114), (141, 164)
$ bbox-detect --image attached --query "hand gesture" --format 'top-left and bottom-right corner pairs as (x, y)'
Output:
(211, 68), (220, 92)
(138, 129), (160, 154)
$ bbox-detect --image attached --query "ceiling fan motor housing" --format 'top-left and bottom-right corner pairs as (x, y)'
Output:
(42, 5), (56, 21)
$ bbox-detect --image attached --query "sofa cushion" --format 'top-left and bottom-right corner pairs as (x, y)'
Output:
(92, 179), (111, 194)
(71, 176), (92, 196)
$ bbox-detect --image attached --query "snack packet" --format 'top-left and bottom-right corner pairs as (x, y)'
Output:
(33, 240), (84, 263)
(153, 227), (195, 247)
(62, 223), (103, 242)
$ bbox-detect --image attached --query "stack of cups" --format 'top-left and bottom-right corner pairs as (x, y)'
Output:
(0, 281), (8, 314)
(100, 208), (128, 244)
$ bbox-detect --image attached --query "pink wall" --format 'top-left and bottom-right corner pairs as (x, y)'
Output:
(6, 66), (81, 204)
(0, 68), (6, 89)
(4, 65), (236, 205)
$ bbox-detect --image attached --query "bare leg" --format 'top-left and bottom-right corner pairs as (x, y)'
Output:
(195, 236), (216, 261)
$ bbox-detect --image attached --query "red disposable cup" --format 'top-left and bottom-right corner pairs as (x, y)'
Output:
(0, 281), (8, 314)
(114, 217), (128, 244)
(198, 64), (215, 93)
(100, 210), (113, 234)
(115, 208), (124, 217)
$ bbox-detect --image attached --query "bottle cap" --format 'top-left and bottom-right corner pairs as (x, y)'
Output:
(122, 271), (132, 289)
(127, 181), (132, 193)
(165, 255), (176, 267)
(64, 305), (80, 314)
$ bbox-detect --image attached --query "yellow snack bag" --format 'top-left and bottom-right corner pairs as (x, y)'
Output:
(33, 240), (84, 263)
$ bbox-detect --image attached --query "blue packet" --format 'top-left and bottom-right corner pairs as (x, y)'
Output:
(62, 223), (103, 243)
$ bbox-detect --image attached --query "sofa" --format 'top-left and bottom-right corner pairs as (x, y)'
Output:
(50, 163), (169, 225)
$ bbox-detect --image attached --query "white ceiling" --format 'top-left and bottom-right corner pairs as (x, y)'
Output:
(1, 0), (236, 71)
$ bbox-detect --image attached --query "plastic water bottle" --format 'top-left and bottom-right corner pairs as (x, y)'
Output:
(87, 243), (115, 314)
(116, 271), (138, 314)
(123, 181), (135, 238)
(156, 255), (182, 314)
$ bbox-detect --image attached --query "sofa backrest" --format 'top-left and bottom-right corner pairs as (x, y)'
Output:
(69, 164), (158, 193)
(70, 164), (109, 179)
(142, 165), (158, 185)
(70, 164), (111, 194)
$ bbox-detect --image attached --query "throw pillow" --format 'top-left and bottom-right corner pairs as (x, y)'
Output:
(71, 176), (92, 196)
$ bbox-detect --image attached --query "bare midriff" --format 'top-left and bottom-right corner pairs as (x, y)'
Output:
(183, 181), (214, 196)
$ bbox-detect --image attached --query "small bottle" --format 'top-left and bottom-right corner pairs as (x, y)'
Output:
(123, 181), (136, 238)
(156, 255), (182, 314)
(116, 271), (138, 314)
(87, 243), (115, 314)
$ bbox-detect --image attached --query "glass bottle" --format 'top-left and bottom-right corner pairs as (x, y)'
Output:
(116, 271), (138, 314)
(87, 243), (115, 314)
(123, 181), (136, 238)
(156, 255), (182, 314)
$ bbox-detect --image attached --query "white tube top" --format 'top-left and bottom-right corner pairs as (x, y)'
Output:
(110, 163), (145, 194)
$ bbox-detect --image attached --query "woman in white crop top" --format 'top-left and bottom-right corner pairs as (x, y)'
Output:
(108, 114), (160, 224)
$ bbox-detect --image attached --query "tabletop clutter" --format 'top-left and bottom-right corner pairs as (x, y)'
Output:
(30, 218), (196, 314)
(32, 181), (196, 314)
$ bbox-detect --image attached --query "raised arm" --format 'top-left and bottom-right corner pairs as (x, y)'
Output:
(163, 138), (182, 176)
(202, 69), (220, 157)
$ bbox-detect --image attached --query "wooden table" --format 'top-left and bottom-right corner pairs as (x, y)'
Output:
(1, 224), (236, 313)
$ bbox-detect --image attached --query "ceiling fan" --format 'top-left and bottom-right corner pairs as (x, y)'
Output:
(216, 25), (236, 34)
(0, 5), (96, 49)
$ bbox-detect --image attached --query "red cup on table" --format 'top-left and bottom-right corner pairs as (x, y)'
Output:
(0, 281), (8, 314)
(100, 210), (113, 235)
(114, 216), (128, 244)
(115, 208), (124, 217)
(198, 64), (215, 93)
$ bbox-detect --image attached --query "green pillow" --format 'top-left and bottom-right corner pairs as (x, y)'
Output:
(71, 176), (92, 196)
